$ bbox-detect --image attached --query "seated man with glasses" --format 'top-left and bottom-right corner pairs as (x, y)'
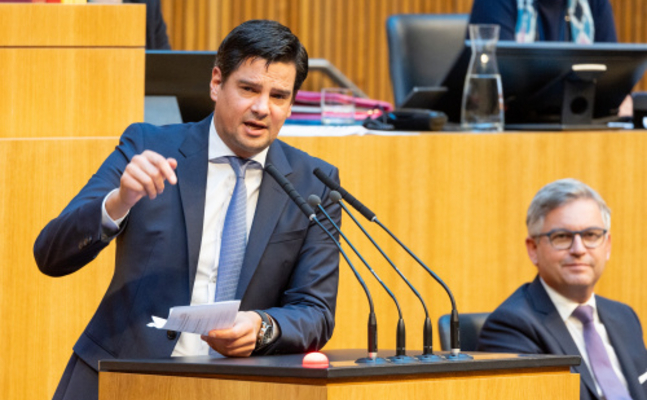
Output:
(477, 178), (647, 400)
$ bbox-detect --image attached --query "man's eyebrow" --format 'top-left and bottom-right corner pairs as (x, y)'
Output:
(237, 79), (261, 88)
(272, 88), (292, 97)
(237, 79), (292, 97)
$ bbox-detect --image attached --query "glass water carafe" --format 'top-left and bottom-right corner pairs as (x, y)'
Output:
(461, 24), (504, 132)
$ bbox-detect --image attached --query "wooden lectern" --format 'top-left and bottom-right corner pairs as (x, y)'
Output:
(99, 350), (581, 400)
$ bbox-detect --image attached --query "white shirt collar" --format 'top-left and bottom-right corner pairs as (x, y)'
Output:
(539, 276), (597, 322)
(208, 116), (269, 167)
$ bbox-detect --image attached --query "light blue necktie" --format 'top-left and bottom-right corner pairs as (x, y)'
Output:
(214, 156), (255, 302)
(572, 305), (632, 400)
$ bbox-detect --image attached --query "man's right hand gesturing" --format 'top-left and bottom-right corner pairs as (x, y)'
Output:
(105, 150), (178, 220)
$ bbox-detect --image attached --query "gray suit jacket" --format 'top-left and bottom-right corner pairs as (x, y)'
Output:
(478, 276), (647, 400)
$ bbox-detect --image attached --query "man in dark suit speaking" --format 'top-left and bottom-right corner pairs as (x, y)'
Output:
(34, 20), (341, 400)
(478, 179), (647, 400)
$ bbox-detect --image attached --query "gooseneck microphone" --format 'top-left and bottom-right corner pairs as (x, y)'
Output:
(308, 194), (413, 363)
(328, 190), (441, 362)
(313, 168), (470, 359)
(264, 164), (386, 364)
(373, 218), (468, 360)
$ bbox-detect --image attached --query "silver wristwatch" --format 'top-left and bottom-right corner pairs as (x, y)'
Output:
(254, 310), (274, 349)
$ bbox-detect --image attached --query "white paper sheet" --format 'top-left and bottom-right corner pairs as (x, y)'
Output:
(147, 300), (240, 336)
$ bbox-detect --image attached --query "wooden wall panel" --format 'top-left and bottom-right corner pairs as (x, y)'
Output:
(161, 0), (296, 51)
(610, 0), (646, 44)
(9, 132), (647, 398)
(0, 5), (145, 399)
(0, 4), (145, 46)
(0, 48), (144, 138)
(0, 139), (117, 400)
(159, 0), (647, 100)
(0, 4), (145, 139)
(278, 132), (647, 353)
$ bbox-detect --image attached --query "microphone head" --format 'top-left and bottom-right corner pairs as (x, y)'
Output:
(307, 194), (322, 207)
(330, 190), (342, 203)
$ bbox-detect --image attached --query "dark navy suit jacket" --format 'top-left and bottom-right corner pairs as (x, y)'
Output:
(123, 0), (171, 49)
(469, 0), (617, 42)
(478, 276), (647, 400)
(34, 116), (341, 396)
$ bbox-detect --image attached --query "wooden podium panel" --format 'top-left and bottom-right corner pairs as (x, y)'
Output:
(0, 4), (145, 138)
(98, 351), (580, 400)
(100, 369), (577, 400)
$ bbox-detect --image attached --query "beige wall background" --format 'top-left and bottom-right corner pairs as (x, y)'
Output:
(159, 0), (647, 101)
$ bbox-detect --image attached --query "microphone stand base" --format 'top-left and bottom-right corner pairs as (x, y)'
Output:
(387, 355), (416, 364)
(445, 352), (474, 360)
(416, 353), (445, 362)
(356, 356), (389, 364)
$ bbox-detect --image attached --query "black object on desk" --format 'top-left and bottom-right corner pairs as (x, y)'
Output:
(363, 108), (447, 131)
(388, 109), (447, 131)
(633, 92), (647, 129)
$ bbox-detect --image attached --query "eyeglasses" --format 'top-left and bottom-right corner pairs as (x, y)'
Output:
(534, 228), (608, 250)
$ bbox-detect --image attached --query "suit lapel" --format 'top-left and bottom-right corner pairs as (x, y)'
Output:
(598, 297), (646, 400)
(176, 118), (210, 294)
(235, 140), (292, 299)
(528, 277), (600, 399)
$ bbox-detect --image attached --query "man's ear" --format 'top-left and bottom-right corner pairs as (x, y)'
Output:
(210, 67), (223, 102)
(526, 236), (539, 266)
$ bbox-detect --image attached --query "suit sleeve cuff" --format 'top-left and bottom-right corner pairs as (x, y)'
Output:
(101, 189), (128, 236)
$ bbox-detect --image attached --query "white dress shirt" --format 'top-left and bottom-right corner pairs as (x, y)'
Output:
(540, 278), (629, 396)
(171, 119), (267, 356)
(102, 117), (268, 356)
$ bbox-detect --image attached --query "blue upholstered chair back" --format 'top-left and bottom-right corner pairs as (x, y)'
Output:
(438, 312), (490, 351)
(386, 14), (469, 108)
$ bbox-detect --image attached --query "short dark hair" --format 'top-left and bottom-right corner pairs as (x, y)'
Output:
(214, 20), (308, 97)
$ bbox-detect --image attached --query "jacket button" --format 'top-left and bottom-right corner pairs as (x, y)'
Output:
(167, 330), (177, 340)
(78, 237), (93, 249)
